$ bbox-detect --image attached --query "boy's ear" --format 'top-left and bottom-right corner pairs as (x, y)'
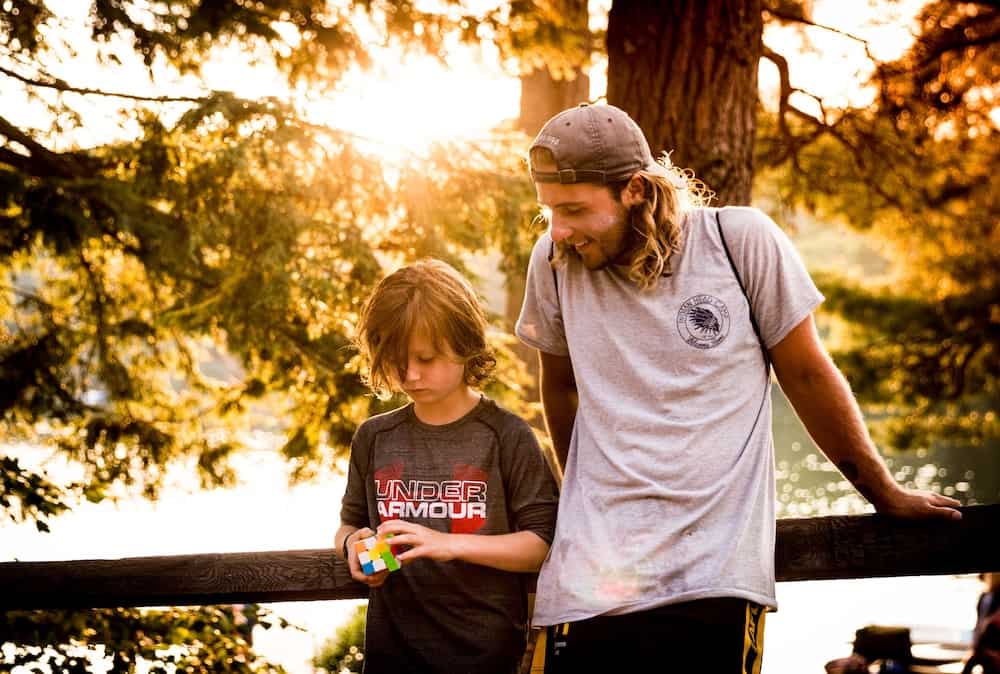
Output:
(621, 174), (646, 207)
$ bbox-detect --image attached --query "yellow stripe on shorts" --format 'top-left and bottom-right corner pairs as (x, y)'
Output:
(741, 602), (766, 674)
(530, 628), (547, 674)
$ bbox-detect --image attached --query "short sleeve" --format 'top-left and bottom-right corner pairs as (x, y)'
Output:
(515, 234), (569, 356)
(719, 206), (825, 348)
(339, 423), (371, 529)
(500, 421), (559, 545)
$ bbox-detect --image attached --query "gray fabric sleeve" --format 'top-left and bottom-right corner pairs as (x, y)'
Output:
(720, 206), (825, 348)
(339, 423), (371, 529)
(500, 421), (559, 545)
(515, 234), (569, 356)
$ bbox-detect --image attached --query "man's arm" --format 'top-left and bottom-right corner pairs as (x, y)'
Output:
(538, 350), (578, 473)
(770, 315), (962, 520)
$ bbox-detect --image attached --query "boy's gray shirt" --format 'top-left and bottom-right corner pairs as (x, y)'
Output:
(516, 206), (823, 625)
(340, 397), (559, 672)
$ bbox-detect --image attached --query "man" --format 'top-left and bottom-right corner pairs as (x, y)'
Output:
(966, 574), (1000, 674)
(515, 103), (962, 673)
(966, 610), (1000, 674)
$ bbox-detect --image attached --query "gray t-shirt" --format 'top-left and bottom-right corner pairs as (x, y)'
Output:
(340, 396), (559, 673)
(516, 206), (823, 625)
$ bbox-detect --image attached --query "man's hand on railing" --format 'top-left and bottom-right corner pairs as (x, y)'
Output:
(873, 486), (963, 521)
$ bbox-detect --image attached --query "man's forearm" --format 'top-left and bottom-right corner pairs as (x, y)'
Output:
(771, 316), (960, 520)
(775, 350), (899, 508)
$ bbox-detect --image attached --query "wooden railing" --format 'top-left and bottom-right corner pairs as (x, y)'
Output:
(2, 505), (998, 610)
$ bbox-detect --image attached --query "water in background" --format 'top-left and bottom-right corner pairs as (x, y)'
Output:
(3, 409), (993, 674)
(770, 385), (998, 516)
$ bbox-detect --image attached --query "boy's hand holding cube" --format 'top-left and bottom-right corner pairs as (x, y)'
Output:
(355, 533), (402, 575)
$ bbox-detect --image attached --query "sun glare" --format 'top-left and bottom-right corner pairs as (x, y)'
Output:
(32, 0), (929, 160)
(301, 47), (521, 160)
(759, 0), (927, 116)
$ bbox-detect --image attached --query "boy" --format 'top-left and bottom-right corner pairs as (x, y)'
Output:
(336, 259), (559, 674)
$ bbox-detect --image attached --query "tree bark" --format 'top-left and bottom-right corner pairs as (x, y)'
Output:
(509, 2), (591, 408)
(517, 66), (591, 137)
(606, 0), (763, 206)
(511, 66), (590, 391)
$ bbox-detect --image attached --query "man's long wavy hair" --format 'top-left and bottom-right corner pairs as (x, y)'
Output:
(530, 146), (710, 290)
(354, 259), (496, 398)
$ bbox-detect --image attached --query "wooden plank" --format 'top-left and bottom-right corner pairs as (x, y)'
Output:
(2, 505), (997, 610)
(775, 504), (1000, 581)
(0, 549), (368, 610)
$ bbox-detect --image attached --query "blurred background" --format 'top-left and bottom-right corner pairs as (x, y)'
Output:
(1, 0), (997, 672)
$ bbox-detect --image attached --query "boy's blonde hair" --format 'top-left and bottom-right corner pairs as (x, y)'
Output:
(355, 259), (496, 397)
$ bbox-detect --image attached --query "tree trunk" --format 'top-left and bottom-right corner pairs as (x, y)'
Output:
(510, 64), (589, 385)
(508, 3), (590, 411)
(606, 0), (762, 206)
(517, 66), (591, 137)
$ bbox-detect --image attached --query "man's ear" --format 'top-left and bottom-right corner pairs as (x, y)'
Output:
(621, 174), (646, 207)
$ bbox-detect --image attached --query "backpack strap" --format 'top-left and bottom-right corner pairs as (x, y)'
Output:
(547, 238), (559, 295)
(715, 210), (771, 372)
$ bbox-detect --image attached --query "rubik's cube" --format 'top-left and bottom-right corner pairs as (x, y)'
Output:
(355, 533), (401, 575)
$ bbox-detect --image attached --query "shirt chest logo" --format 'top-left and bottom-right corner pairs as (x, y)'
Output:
(677, 294), (730, 349)
(373, 462), (489, 533)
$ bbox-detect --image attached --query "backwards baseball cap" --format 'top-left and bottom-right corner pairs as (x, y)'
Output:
(529, 103), (670, 184)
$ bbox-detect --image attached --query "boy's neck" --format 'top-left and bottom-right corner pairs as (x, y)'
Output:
(413, 387), (481, 426)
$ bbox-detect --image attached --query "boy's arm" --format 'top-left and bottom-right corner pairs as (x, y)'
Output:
(335, 524), (359, 562)
(770, 315), (962, 520)
(538, 350), (577, 472)
(375, 520), (550, 572)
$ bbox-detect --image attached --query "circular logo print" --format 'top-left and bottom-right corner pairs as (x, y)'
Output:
(677, 295), (730, 349)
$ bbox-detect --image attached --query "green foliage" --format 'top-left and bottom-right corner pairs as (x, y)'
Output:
(756, 1), (999, 451)
(1, 0), (594, 87)
(2, 89), (539, 500)
(313, 604), (367, 673)
(812, 270), (998, 451)
(0, 455), (73, 532)
(4, 0), (992, 667)
(1, 2), (538, 668)
(1, 604), (290, 673)
(394, 130), (540, 277)
(3, 92), (391, 497)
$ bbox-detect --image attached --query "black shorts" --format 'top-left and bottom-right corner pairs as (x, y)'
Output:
(533, 598), (766, 674)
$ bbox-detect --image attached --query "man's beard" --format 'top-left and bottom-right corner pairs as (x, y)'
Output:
(600, 206), (643, 269)
(561, 204), (640, 270)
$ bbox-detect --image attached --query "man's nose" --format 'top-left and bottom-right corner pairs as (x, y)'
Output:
(550, 220), (573, 243)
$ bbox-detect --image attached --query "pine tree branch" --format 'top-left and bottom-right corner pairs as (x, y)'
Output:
(0, 64), (207, 103)
(0, 114), (82, 179)
(763, 1), (883, 79)
(913, 23), (1000, 72)
(760, 44), (830, 164)
(0, 147), (33, 172)
(77, 250), (109, 372)
(275, 326), (342, 377)
(763, 4), (873, 48)
(0, 284), (56, 313)
(760, 41), (921, 214)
